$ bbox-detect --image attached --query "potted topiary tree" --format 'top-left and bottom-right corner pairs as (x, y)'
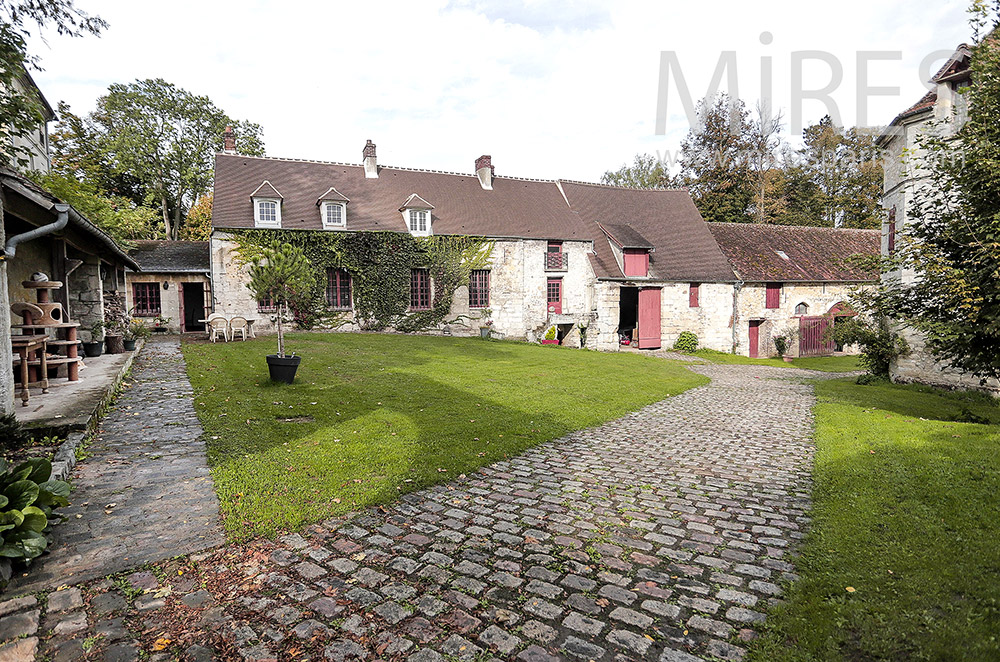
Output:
(541, 326), (559, 345)
(247, 243), (315, 384)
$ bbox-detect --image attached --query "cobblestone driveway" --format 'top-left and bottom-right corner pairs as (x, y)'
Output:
(3, 362), (822, 661)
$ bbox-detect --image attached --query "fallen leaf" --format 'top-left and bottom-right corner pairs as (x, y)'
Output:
(846, 586), (856, 593)
(152, 637), (171, 651)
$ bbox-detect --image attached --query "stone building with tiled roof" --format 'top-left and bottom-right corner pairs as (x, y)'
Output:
(210, 139), (878, 356)
(125, 241), (211, 334)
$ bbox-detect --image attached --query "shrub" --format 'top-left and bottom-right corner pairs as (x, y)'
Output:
(832, 316), (909, 377)
(0, 415), (28, 452)
(544, 326), (557, 341)
(0, 458), (70, 583)
(773, 335), (789, 357)
(673, 331), (699, 352)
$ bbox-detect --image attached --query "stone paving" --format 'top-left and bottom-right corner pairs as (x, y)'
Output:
(8, 337), (224, 595)
(0, 361), (825, 661)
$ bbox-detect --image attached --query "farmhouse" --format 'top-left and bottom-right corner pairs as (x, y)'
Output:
(125, 241), (211, 334)
(209, 137), (878, 357)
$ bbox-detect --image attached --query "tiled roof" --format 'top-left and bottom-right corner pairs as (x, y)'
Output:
(560, 181), (737, 282)
(213, 154), (588, 240)
(129, 241), (210, 273)
(399, 193), (434, 211)
(599, 223), (654, 249)
(317, 187), (349, 203)
(707, 223), (879, 282)
(250, 180), (282, 199)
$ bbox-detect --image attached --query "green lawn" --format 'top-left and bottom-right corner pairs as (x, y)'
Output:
(749, 378), (1000, 661)
(687, 349), (861, 372)
(182, 333), (706, 541)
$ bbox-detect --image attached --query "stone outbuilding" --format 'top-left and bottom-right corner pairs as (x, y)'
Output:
(126, 241), (211, 334)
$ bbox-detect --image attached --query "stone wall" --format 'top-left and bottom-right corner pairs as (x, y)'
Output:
(734, 282), (860, 357)
(125, 274), (211, 334)
(891, 326), (999, 393)
(0, 213), (12, 415)
(67, 257), (103, 341)
(210, 233), (596, 340)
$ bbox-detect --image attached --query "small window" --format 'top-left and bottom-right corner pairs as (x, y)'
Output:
(794, 302), (809, 315)
(410, 268), (431, 310)
(409, 210), (429, 234)
(322, 202), (346, 229)
(258, 294), (278, 313)
(765, 283), (781, 309)
(689, 283), (700, 308)
(132, 283), (161, 316)
(254, 198), (281, 227)
(326, 268), (352, 309)
(469, 270), (490, 308)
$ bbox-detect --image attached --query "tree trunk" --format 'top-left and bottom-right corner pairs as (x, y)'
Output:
(160, 196), (171, 239)
(171, 203), (183, 241)
(276, 302), (284, 358)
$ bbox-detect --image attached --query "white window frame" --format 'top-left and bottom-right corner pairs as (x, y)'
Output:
(253, 197), (282, 228)
(407, 209), (432, 237)
(321, 201), (347, 229)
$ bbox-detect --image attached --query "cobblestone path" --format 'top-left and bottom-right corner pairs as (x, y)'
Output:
(2, 362), (822, 661)
(8, 337), (224, 595)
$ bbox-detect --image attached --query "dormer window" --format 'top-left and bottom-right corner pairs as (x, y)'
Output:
(322, 202), (346, 228)
(399, 193), (434, 237)
(317, 187), (350, 230)
(254, 199), (280, 227)
(251, 180), (283, 228)
(409, 210), (429, 234)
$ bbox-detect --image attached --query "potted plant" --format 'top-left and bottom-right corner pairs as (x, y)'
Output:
(103, 291), (128, 354)
(83, 321), (104, 357)
(479, 308), (493, 339)
(541, 326), (559, 345)
(123, 318), (150, 351)
(151, 315), (170, 333)
(247, 243), (315, 384)
(773, 334), (792, 361)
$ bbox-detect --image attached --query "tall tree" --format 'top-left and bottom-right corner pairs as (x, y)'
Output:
(601, 153), (680, 188)
(746, 102), (786, 223)
(0, 0), (105, 168)
(678, 95), (754, 223)
(53, 79), (264, 239)
(181, 193), (212, 241)
(876, 8), (1000, 381)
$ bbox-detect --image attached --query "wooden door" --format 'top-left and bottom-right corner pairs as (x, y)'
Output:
(546, 278), (562, 314)
(799, 316), (836, 356)
(637, 287), (661, 349)
(748, 320), (762, 358)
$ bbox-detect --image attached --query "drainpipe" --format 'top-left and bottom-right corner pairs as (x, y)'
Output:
(731, 279), (744, 354)
(4, 203), (70, 259)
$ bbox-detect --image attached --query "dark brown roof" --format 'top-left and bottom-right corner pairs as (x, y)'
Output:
(880, 43), (971, 143)
(399, 193), (434, 211)
(250, 181), (282, 198)
(317, 187), (349, 203)
(129, 241), (210, 273)
(559, 181), (737, 282)
(707, 223), (879, 282)
(213, 154), (587, 240)
(599, 223), (654, 249)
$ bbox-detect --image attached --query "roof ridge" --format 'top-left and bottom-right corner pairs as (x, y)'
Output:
(708, 222), (879, 233)
(558, 178), (689, 192)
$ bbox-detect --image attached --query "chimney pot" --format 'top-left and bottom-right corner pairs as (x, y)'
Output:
(475, 154), (493, 190)
(222, 126), (236, 154)
(363, 139), (378, 178)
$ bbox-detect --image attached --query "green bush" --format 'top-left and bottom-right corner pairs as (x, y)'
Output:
(0, 415), (29, 452)
(773, 335), (789, 357)
(673, 331), (699, 352)
(0, 458), (70, 583)
(832, 317), (908, 377)
(544, 326), (557, 341)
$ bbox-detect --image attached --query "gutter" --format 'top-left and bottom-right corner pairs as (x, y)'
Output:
(4, 202), (70, 259)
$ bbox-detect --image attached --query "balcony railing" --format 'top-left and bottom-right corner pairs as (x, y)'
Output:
(544, 252), (568, 271)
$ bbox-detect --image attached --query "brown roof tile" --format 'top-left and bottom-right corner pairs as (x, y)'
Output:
(250, 180), (282, 198)
(707, 223), (879, 282)
(599, 223), (654, 249)
(129, 241), (210, 273)
(213, 154), (587, 239)
(317, 186), (349, 203)
(559, 181), (736, 282)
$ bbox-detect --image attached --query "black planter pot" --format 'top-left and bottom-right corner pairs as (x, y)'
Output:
(82, 341), (103, 358)
(266, 354), (301, 384)
(123, 339), (137, 351)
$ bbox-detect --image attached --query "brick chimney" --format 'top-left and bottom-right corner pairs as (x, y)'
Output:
(475, 154), (493, 190)
(222, 126), (236, 154)
(363, 139), (378, 179)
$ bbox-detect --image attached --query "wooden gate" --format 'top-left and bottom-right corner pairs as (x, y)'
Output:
(637, 288), (661, 349)
(799, 316), (836, 356)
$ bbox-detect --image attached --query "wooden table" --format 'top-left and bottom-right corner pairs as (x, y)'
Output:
(11, 335), (49, 406)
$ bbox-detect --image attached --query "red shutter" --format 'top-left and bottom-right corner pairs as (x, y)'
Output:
(689, 283), (700, 308)
(765, 283), (781, 309)
(623, 248), (649, 277)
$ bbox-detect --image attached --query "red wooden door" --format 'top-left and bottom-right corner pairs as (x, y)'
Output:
(546, 278), (562, 314)
(748, 320), (762, 358)
(637, 288), (661, 349)
(799, 316), (836, 356)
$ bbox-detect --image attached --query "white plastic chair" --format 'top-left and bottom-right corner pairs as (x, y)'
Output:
(209, 317), (229, 342)
(229, 316), (249, 341)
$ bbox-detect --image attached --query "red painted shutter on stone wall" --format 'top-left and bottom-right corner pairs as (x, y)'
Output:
(765, 283), (781, 309)
(623, 248), (649, 277)
(689, 283), (700, 307)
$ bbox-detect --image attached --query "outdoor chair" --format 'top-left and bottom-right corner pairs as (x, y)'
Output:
(229, 316), (249, 341)
(209, 317), (229, 342)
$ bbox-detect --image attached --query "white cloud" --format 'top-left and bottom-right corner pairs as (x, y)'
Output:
(27, 0), (972, 181)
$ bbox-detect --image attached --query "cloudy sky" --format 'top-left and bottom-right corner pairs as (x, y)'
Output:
(28, 0), (971, 181)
